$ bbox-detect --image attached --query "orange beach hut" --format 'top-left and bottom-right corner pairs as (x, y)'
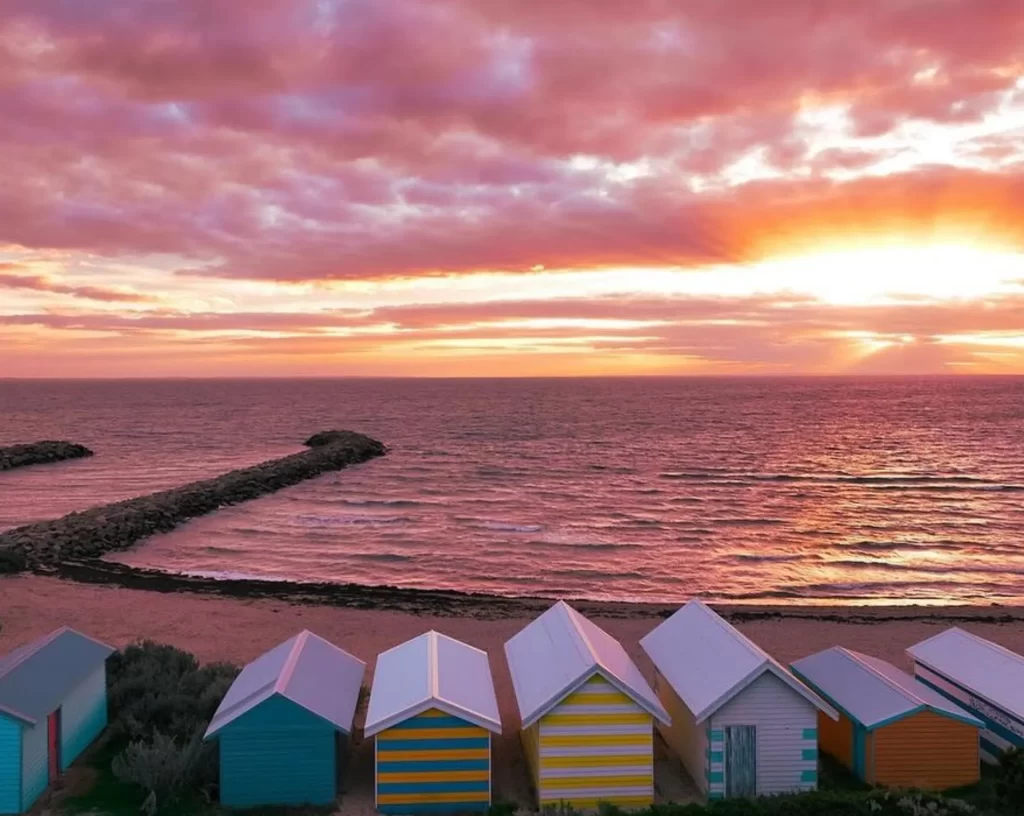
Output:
(791, 647), (982, 790)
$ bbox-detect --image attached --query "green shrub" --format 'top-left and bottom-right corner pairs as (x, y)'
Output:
(104, 640), (238, 810)
(0, 548), (27, 574)
(107, 640), (238, 743)
(111, 730), (207, 800)
(996, 747), (1024, 807)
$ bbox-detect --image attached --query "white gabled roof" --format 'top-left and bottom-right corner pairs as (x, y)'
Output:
(791, 646), (982, 730)
(365, 631), (501, 737)
(907, 627), (1024, 723)
(205, 630), (366, 739)
(504, 601), (669, 728)
(640, 600), (836, 723)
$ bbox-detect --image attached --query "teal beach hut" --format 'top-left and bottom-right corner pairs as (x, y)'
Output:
(0, 627), (114, 815)
(204, 630), (366, 809)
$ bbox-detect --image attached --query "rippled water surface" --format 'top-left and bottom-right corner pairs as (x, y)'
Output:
(2, 377), (1023, 605)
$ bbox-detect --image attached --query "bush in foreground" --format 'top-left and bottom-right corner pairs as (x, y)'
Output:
(105, 641), (238, 809)
(107, 640), (238, 744)
(996, 747), (1024, 808)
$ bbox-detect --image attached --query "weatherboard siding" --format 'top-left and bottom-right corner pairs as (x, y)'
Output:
(868, 711), (979, 790)
(59, 665), (107, 771)
(0, 716), (21, 815)
(218, 695), (338, 808)
(376, 708), (491, 813)
(20, 720), (47, 814)
(912, 662), (1024, 764)
(653, 669), (708, 794)
(818, 709), (854, 769)
(709, 673), (819, 796)
(536, 674), (654, 809)
(521, 721), (541, 792)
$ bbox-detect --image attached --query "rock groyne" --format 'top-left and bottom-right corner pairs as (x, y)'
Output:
(0, 441), (94, 471)
(0, 430), (386, 567)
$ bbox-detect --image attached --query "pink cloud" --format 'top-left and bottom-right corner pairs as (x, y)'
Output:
(1, 0), (1023, 374)
(0, 264), (157, 302)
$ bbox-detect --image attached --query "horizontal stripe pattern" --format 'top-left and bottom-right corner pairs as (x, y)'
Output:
(537, 675), (653, 807)
(913, 664), (1024, 765)
(377, 738), (489, 752)
(376, 708), (490, 812)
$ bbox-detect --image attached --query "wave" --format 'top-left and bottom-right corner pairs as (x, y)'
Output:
(334, 498), (427, 508)
(477, 521), (544, 533)
(659, 471), (1018, 490)
(548, 567), (645, 580)
(453, 516), (543, 532)
(296, 513), (410, 526)
(346, 552), (414, 563)
(734, 553), (807, 563)
(178, 568), (288, 582)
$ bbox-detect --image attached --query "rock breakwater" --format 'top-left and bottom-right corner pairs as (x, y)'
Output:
(0, 430), (386, 567)
(0, 441), (93, 471)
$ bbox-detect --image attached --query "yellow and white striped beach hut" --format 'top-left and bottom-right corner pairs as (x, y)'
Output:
(504, 601), (670, 810)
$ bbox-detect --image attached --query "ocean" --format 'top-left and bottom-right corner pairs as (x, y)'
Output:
(2, 377), (1023, 606)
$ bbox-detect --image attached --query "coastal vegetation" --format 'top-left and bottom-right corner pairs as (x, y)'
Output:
(0, 440), (93, 471)
(0, 430), (386, 569)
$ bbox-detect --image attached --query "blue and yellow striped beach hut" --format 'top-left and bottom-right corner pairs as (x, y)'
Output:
(365, 631), (502, 813)
(504, 601), (671, 810)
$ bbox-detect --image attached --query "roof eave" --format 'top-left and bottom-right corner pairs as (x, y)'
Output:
(0, 703), (35, 727)
(367, 696), (501, 737)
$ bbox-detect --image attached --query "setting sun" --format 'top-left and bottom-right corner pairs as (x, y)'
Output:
(750, 243), (1024, 305)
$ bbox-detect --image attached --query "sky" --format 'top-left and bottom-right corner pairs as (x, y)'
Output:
(1, 0), (1023, 377)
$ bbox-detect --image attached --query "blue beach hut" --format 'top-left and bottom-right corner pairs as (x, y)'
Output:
(204, 630), (366, 809)
(365, 631), (502, 813)
(0, 627), (114, 815)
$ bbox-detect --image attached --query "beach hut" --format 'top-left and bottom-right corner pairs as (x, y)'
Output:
(791, 646), (983, 790)
(907, 627), (1024, 764)
(504, 601), (670, 810)
(640, 600), (837, 800)
(204, 630), (366, 809)
(0, 627), (114, 815)
(365, 631), (501, 813)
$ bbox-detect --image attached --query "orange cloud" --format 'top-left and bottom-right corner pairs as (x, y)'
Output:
(1, 0), (1023, 375)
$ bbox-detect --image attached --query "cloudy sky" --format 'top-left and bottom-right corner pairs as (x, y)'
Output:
(2, 0), (1023, 377)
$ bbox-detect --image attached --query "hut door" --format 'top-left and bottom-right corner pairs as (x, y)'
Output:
(725, 725), (756, 797)
(47, 709), (61, 781)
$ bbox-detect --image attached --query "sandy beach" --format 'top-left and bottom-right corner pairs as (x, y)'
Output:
(4, 574), (1024, 812)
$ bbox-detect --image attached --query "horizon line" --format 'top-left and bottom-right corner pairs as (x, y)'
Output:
(3, 373), (1024, 383)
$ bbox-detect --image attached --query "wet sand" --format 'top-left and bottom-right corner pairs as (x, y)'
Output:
(4, 574), (1024, 813)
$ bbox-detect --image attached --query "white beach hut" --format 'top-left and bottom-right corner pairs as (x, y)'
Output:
(365, 631), (502, 814)
(641, 600), (837, 800)
(505, 601), (670, 810)
(907, 627), (1024, 764)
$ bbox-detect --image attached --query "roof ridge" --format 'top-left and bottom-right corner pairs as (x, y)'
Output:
(694, 600), (769, 666)
(842, 648), (926, 708)
(952, 627), (1024, 661)
(560, 601), (601, 668)
(276, 631), (309, 695)
(427, 630), (439, 700)
(0, 628), (64, 680)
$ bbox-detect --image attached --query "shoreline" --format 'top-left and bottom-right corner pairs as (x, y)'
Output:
(36, 558), (1024, 622)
